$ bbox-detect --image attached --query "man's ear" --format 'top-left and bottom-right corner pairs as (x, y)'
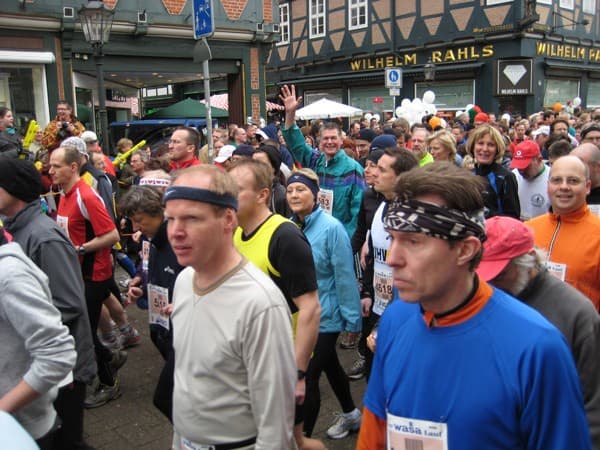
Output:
(456, 236), (482, 267)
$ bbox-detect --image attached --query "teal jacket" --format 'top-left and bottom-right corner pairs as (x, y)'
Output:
(293, 206), (362, 333)
(281, 124), (365, 238)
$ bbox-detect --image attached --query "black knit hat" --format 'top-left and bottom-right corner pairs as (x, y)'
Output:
(257, 144), (282, 173)
(0, 158), (43, 203)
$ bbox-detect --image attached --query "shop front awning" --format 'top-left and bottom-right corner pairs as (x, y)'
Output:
(544, 60), (600, 74)
(0, 50), (55, 64)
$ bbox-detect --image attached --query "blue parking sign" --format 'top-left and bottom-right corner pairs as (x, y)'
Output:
(193, 0), (214, 39)
(385, 68), (403, 88)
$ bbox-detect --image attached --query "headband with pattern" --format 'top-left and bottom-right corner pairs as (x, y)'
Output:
(384, 198), (487, 242)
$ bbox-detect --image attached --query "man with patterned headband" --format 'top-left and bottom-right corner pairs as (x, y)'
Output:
(357, 162), (592, 450)
(164, 165), (296, 450)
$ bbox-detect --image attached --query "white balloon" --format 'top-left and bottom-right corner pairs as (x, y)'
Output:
(440, 118), (447, 129)
(465, 104), (474, 111)
(364, 113), (372, 121)
(373, 113), (381, 122)
(423, 90), (435, 104)
(573, 97), (582, 107)
(430, 105), (437, 115)
(456, 110), (463, 117)
(395, 106), (404, 117)
(401, 98), (411, 108)
(412, 98), (422, 106)
(501, 113), (511, 122)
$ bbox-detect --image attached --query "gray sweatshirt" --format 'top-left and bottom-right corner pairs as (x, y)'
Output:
(0, 243), (76, 439)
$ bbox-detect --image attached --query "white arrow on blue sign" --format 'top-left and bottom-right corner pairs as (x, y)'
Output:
(385, 68), (403, 88)
(193, 0), (215, 39)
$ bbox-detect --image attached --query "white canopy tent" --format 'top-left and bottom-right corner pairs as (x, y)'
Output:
(295, 98), (363, 120)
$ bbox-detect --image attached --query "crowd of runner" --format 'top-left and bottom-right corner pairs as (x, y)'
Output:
(0, 85), (599, 449)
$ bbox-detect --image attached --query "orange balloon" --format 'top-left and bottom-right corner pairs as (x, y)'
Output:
(553, 102), (563, 112)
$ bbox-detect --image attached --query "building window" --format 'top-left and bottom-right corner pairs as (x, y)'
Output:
(559, 0), (574, 9)
(583, 0), (595, 14)
(544, 79), (579, 108)
(309, 0), (326, 39)
(415, 80), (475, 111)
(278, 3), (290, 45)
(142, 85), (173, 98)
(0, 66), (48, 135)
(349, 0), (367, 30)
(486, 0), (511, 5)
(586, 80), (600, 107)
(537, 0), (551, 5)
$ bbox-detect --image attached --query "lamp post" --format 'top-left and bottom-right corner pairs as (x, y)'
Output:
(424, 58), (436, 82)
(79, 1), (114, 154)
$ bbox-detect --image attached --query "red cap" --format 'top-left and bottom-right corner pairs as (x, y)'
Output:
(509, 140), (541, 169)
(477, 216), (534, 281)
(474, 112), (489, 123)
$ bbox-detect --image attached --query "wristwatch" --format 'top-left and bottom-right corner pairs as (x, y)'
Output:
(78, 245), (86, 255)
(297, 369), (307, 381)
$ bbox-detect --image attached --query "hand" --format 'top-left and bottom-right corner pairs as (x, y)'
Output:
(295, 378), (306, 405)
(132, 230), (142, 243)
(127, 286), (143, 304)
(360, 241), (369, 270)
(279, 84), (303, 112)
(161, 304), (174, 317)
(360, 297), (372, 317)
(366, 331), (377, 353)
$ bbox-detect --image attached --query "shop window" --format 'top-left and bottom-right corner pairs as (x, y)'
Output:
(309, 0), (326, 39)
(537, 0), (552, 5)
(278, 3), (290, 45)
(586, 81), (600, 108)
(350, 86), (394, 113)
(543, 79), (579, 108)
(559, 0), (574, 10)
(304, 89), (343, 105)
(349, 0), (368, 30)
(0, 66), (48, 134)
(486, 0), (511, 4)
(415, 80), (475, 111)
(583, 0), (595, 14)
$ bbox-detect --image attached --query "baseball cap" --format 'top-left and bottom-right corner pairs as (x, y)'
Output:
(509, 140), (541, 169)
(61, 136), (88, 157)
(370, 134), (397, 152)
(214, 144), (235, 163)
(80, 130), (98, 143)
(232, 144), (255, 158)
(531, 125), (550, 138)
(477, 216), (534, 281)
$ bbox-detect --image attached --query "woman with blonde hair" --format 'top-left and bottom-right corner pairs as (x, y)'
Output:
(427, 129), (458, 163)
(465, 124), (520, 218)
(286, 168), (363, 441)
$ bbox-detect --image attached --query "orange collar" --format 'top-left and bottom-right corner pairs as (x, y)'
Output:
(422, 277), (493, 328)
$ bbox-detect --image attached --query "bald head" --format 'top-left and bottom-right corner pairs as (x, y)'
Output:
(571, 143), (600, 188)
(548, 155), (591, 214)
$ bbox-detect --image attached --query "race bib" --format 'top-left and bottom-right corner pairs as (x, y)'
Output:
(387, 413), (448, 450)
(148, 284), (170, 331)
(142, 240), (150, 273)
(373, 271), (393, 315)
(317, 188), (334, 215)
(588, 204), (600, 217)
(56, 215), (69, 238)
(546, 261), (566, 282)
(180, 436), (215, 450)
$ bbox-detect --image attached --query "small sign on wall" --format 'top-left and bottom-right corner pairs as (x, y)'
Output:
(496, 59), (533, 96)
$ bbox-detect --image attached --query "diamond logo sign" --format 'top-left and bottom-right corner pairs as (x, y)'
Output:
(503, 65), (527, 86)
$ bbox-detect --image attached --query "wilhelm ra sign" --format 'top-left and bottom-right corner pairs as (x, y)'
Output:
(496, 60), (533, 96)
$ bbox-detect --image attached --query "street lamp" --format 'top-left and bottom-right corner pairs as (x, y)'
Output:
(424, 58), (436, 82)
(79, 1), (114, 154)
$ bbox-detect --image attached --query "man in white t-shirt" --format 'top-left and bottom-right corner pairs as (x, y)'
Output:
(510, 140), (551, 220)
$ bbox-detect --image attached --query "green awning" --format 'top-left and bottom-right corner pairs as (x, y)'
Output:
(145, 98), (228, 119)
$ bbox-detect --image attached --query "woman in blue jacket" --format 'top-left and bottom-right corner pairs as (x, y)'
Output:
(287, 169), (363, 441)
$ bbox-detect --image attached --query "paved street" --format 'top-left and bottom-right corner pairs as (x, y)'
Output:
(84, 297), (366, 449)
